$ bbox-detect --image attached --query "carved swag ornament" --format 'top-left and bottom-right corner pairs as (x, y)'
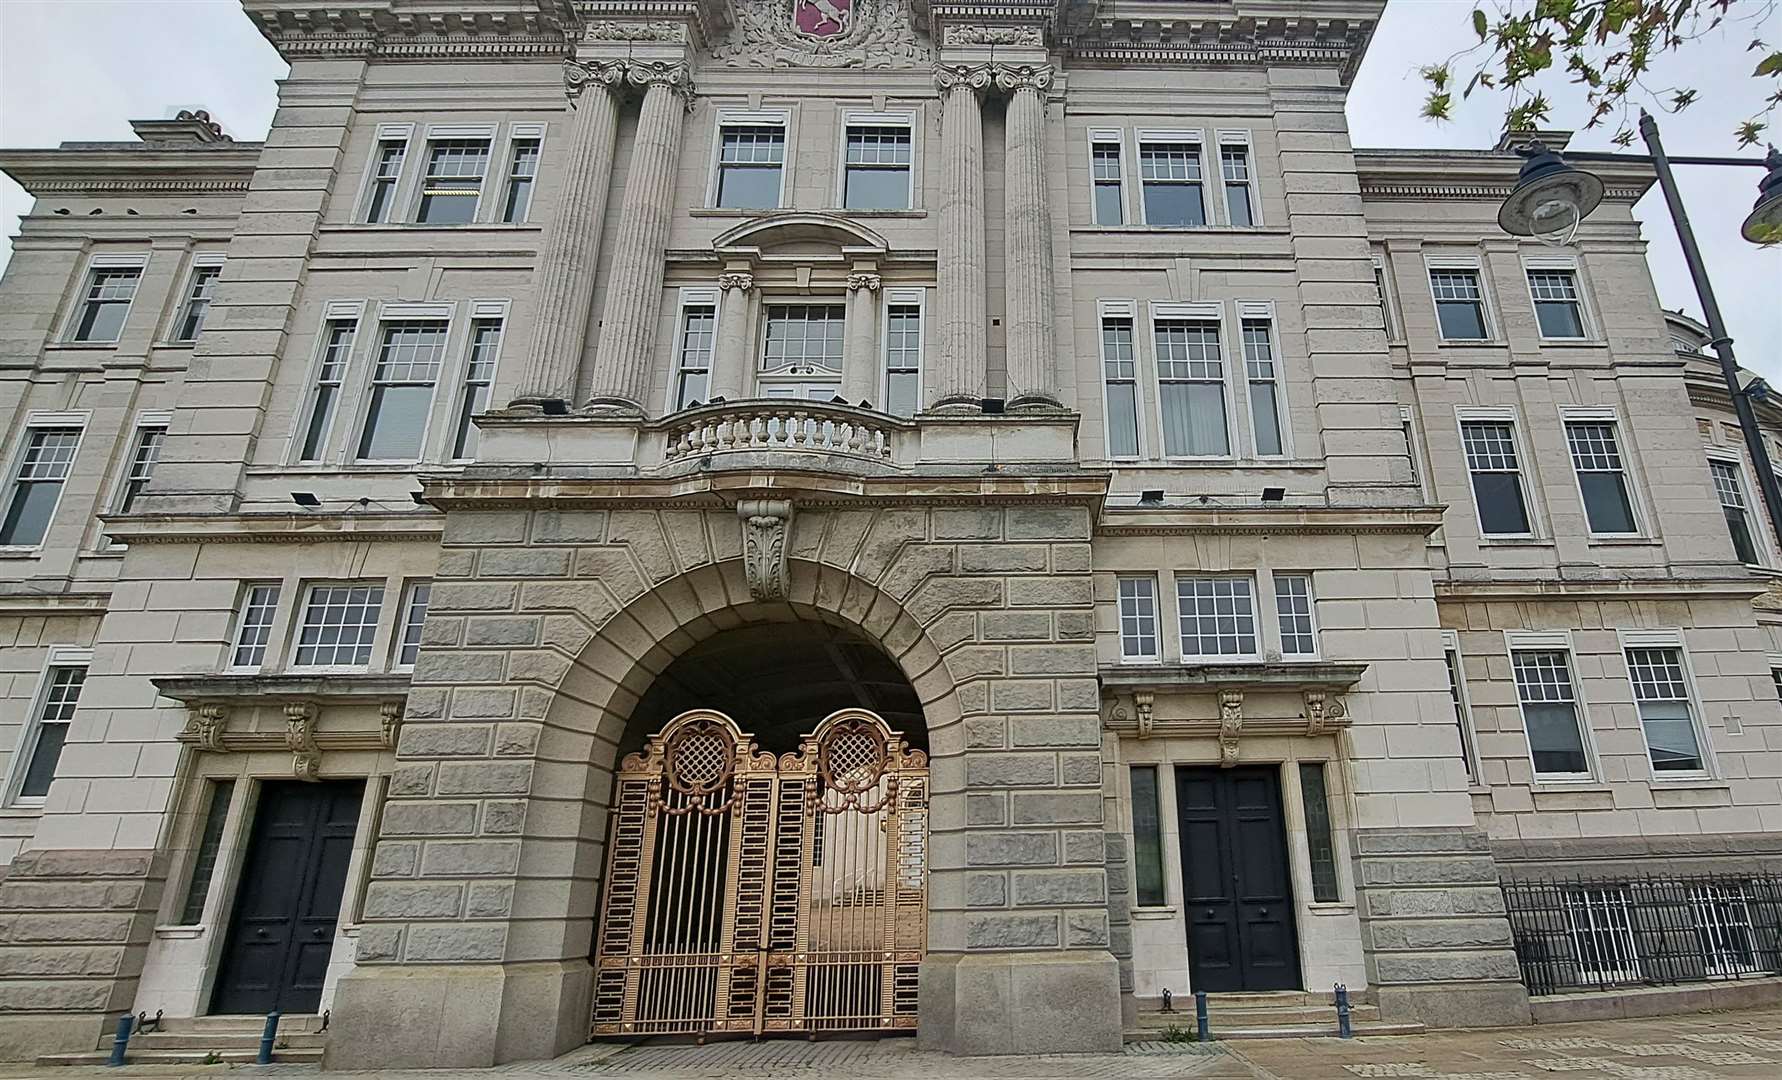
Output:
(710, 0), (931, 68)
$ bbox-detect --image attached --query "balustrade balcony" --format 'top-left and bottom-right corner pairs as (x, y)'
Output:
(657, 399), (912, 465)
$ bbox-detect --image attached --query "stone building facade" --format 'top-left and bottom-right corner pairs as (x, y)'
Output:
(0, 0), (1778, 1068)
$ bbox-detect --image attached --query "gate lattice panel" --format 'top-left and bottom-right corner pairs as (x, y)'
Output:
(592, 708), (928, 1038)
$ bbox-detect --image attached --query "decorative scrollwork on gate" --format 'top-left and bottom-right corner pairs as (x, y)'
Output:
(592, 707), (928, 1038)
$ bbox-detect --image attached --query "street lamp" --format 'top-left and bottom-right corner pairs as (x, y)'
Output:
(1496, 114), (1782, 552)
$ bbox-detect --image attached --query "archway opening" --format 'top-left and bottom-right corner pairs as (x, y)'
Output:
(621, 615), (927, 759)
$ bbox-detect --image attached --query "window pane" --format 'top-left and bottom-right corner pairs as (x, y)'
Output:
(176, 265), (221, 341)
(844, 166), (911, 210)
(293, 584), (385, 667)
(359, 385), (434, 460)
(232, 583), (281, 669)
(1226, 183), (1253, 227)
(1462, 422), (1531, 535)
(1513, 650), (1589, 776)
(179, 779), (235, 924)
(1117, 576), (1158, 661)
(719, 165), (781, 209)
(399, 582), (431, 667)
(501, 139), (540, 223)
(1299, 762), (1339, 903)
(1142, 182), (1204, 227)
(0, 482), (63, 547)
(1626, 647), (1703, 772)
(415, 139), (489, 224)
(20, 665), (85, 798)
(1536, 300), (1585, 339)
(762, 304), (845, 371)
(1444, 647), (1476, 778)
(1436, 300), (1487, 339)
(1250, 382), (1282, 456)
(1130, 766), (1166, 907)
(1176, 577), (1257, 657)
(1711, 460), (1761, 563)
(1566, 423), (1636, 534)
(1529, 271), (1585, 338)
(1274, 574), (1315, 655)
(1160, 381), (1229, 457)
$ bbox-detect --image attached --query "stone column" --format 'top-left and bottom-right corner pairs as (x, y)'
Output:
(708, 271), (753, 401)
(509, 61), (626, 409)
(585, 62), (693, 413)
(841, 271), (881, 406)
(930, 64), (991, 411)
(998, 65), (1060, 410)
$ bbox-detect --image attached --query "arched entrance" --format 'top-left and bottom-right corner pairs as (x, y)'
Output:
(591, 618), (930, 1039)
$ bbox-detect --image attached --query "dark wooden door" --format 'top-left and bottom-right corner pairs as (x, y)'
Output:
(211, 780), (363, 1015)
(1175, 765), (1301, 993)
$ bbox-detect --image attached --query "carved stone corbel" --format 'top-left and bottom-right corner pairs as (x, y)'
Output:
(717, 271), (754, 293)
(846, 271), (882, 293)
(285, 702), (321, 782)
(185, 704), (228, 752)
(738, 499), (793, 601)
(379, 701), (403, 750)
(1217, 689), (1244, 767)
(1133, 691), (1155, 739)
(1304, 689), (1328, 736)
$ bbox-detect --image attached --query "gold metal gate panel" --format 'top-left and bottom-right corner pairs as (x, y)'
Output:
(592, 708), (928, 1038)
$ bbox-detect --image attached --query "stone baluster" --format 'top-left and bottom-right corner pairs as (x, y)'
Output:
(998, 65), (1060, 409)
(841, 271), (882, 406)
(508, 61), (627, 409)
(930, 64), (991, 411)
(585, 62), (694, 413)
(708, 271), (754, 401)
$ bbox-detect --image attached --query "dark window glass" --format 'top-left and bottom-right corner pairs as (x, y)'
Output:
(501, 139), (540, 223)
(300, 320), (356, 462)
(453, 320), (503, 459)
(1101, 317), (1139, 456)
(1626, 647), (1704, 772)
(415, 139), (489, 225)
(1221, 145), (1254, 226)
(116, 426), (166, 513)
(178, 779), (235, 924)
(884, 304), (921, 416)
(1299, 762), (1339, 903)
(1242, 319), (1282, 456)
(716, 126), (784, 210)
(1444, 647), (1476, 779)
(363, 141), (406, 223)
(1431, 269), (1488, 340)
(1513, 649), (1590, 776)
(1091, 142), (1123, 225)
(1529, 270), (1586, 338)
(175, 265), (221, 341)
(1139, 142), (1205, 226)
(358, 321), (446, 460)
(0, 428), (81, 547)
(675, 306), (716, 409)
(72, 268), (140, 342)
(1461, 421), (1531, 535)
(1566, 422), (1637, 534)
(1711, 460), (1761, 564)
(20, 665), (85, 799)
(843, 126), (911, 210)
(1130, 766), (1165, 906)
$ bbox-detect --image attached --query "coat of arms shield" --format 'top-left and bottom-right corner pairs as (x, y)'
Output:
(793, 0), (852, 38)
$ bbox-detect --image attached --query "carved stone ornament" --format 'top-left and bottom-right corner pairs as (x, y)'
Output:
(710, 0), (932, 69)
(583, 20), (686, 43)
(627, 60), (696, 109)
(847, 272), (882, 293)
(717, 271), (755, 292)
(738, 499), (794, 601)
(1133, 690), (1155, 740)
(992, 63), (1054, 95)
(934, 62), (996, 95)
(1302, 690), (1349, 736)
(562, 59), (628, 102)
(285, 702), (321, 782)
(945, 26), (1044, 47)
(380, 701), (403, 750)
(1217, 689), (1244, 768)
(185, 704), (228, 752)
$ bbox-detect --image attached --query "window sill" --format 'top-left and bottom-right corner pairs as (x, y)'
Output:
(1108, 458), (1324, 470)
(0, 805), (43, 818)
(154, 341), (198, 350)
(1537, 338), (1607, 348)
(246, 463), (441, 476)
(153, 924), (207, 940)
(1586, 536), (1660, 547)
(1130, 906), (1179, 920)
(1305, 902), (1356, 915)
(0, 547), (43, 560)
(1436, 339), (1507, 348)
(319, 223), (542, 233)
(43, 342), (120, 352)
(1648, 776), (1729, 790)
(1071, 224), (1291, 236)
(1477, 536), (1553, 547)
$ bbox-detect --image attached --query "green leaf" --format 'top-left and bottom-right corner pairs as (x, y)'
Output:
(1473, 8), (1489, 40)
(1755, 51), (1782, 78)
(1736, 119), (1767, 147)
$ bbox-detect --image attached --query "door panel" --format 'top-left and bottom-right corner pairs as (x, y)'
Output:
(1174, 765), (1301, 993)
(212, 780), (364, 1015)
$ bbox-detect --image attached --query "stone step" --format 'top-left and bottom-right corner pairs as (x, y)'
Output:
(1135, 1004), (1382, 1028)
(40, 1047), (324, 1067)
(100, 1031), (327, 1051)
(1126, 1020), (1425, 1041)
(171, 1013), (328, 1034)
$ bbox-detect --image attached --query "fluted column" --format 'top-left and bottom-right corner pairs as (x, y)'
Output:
(586, 62), (693, 412)
(509, 61), (626, 408)
(708, 271), (753, 401)
(931, 65), (991, 411)
(999, 65), (1060, 409)
(841, 272), (882, 406)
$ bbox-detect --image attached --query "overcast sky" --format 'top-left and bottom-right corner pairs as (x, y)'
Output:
(2, 0), (1777, 375)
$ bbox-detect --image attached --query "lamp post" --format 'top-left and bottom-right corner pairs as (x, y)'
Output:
(1497, 114), (1782, 550)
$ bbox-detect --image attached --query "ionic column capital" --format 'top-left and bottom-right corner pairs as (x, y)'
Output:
(992, 63), (1055, 95)
(627, 60), (696, 110)
(564, 59), (695, 109)
(563, 59), (628, 103)
(717, 271), (754, 292)
(934, 62), (994, 96)
(847, 272), (882, 293)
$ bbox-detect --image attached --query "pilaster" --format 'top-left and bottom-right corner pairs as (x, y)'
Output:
(708, 270), (754, 402)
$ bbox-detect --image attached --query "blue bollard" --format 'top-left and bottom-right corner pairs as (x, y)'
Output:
(1335, 983), (1353, 1039)
(1194, 989), (1209, 1042)
(107, 1014), (133, 1067)
(257, 1010), (281, 1065)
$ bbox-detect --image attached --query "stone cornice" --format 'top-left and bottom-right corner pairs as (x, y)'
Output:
(1096, 505), (1443, 537)
(243, 0), (579, 61)
(418, 468), (1112, 510)
(1435, 577), (1770, 602)
(0, 590), (110, 617)
(1356, 149), (1656, 205)
(100, 510), (443, 545)
(0, 147), (261, 197)
(1058, 8), (1380, 82)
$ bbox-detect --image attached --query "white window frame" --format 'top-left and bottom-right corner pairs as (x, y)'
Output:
(837, 108), (917, 211)
(1706, 449), (1770, 567)
(1401, 404), (1430, 500)
(392, 579), (432, 672)
(1522, 254), (1595, 342)
(2, 645), (93, 807)
(1373, 253), (1400, 341)
(1456, 405), (1540, 540)
(355, 123), (415, 224)
(1175, 574), (1261, 661)
(106, 408), (173, 518)
(445, 300), (509, 462)
(288, 300), (368, 466)
(226, 581), (285, 673)
(1086, 126), (1129, 227)
(880, 286), (925, 416)
(1425, 253), (1494, 343)
(1505, 629), (1598, 783)
(1116, 574), (1161, 664)
(1440, 630), (1481, 782)
(1267, 569), (1319, 659)
(410, 124), (499, 226)
(1097, 299), (1143, 460)
(665, 286), (721, 412)
(708, 108), (792, 210)
(1134, 128), (1208, 228)
(169, 255), (226, 343)
(1618, 629), (1716, 781)
(494, 122), (545, 225)
(349, 301), (457, 465)
(1214, 129), (1259, 228)
(288, 580), (388, 673)
(0, 411), (89, 552)
(60, 253), (149, 344)
(1236, 300), (1291, 458)
(1150, 300), (1236, 461)
(1559, 406), (1644, 539)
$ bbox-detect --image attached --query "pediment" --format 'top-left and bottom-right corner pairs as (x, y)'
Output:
(713, 212), (890, 259)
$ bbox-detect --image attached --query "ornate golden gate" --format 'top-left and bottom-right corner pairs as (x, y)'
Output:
(591, 708), (929, 1038)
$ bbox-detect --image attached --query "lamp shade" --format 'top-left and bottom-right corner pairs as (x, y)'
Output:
(1741, 146), (1782, 246)
(1498, 142), (1606, 246)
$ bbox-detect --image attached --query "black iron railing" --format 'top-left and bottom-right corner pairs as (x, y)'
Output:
(1501, 872), (1782, 995)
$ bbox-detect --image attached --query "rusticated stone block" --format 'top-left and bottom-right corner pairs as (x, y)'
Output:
(404, 689), (448, 719)
(1372, 953), (1522, 983)
(979, 611), (1052, 641)
(355, 926), (401, 962)
(465, 882), (515, 919)
(411, 650), (505, 685)
(451, 688), (517, 720)
(1006, 507), (1090, 540)
(428, 582), (517, 612)
(989, 680), (1053, 712)
(573, 548), (645, 602)
(1012, 871), (1105, 906)
(387, 765), (434, 797)
(371, 842), (420, 878)
(1008, 644), (1096, 675)
(966, 832), (1056, 867)
(905, 577), (1003, 626)
(436, 761), (533, 795)
(932, 508), (1001, 540)
(958, 544), (1048, 573)
(519, 581), (617, 624)
(1009, 716), (1098, 747)
(965, 874), (1007, 907)
(442, 511), (528, 545)
(465, 617), (541, 647)
(362, 882), (462, 920)
(0, 981), (114, 1011)
(963, 717), (1006, 749)
(1054, 611), (1094, 639)
(1051, 543), (1093, 572)
(966, 753), (1056, 787)
(965, 913), (1059, 949)
(398, 724), (491, 758)
(493, 723), (540, 757)
(0, 913), (133, 943)
(1066, 912), (1110, 947)
(481, 801), (527, 834)
(1010, 793), (1102, 824)
(1062, 830), (1105, 864)
(419, 841), (521, 877)
(1060, 753), (1102, 785)
(0, 945), (120, 977)
(966, 794), (1006, 826)
(1007, 578), (1092, 608)
(532, 510), (608, 544)
(403, 925), (505, 962)
(380, 802), (477, 837)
